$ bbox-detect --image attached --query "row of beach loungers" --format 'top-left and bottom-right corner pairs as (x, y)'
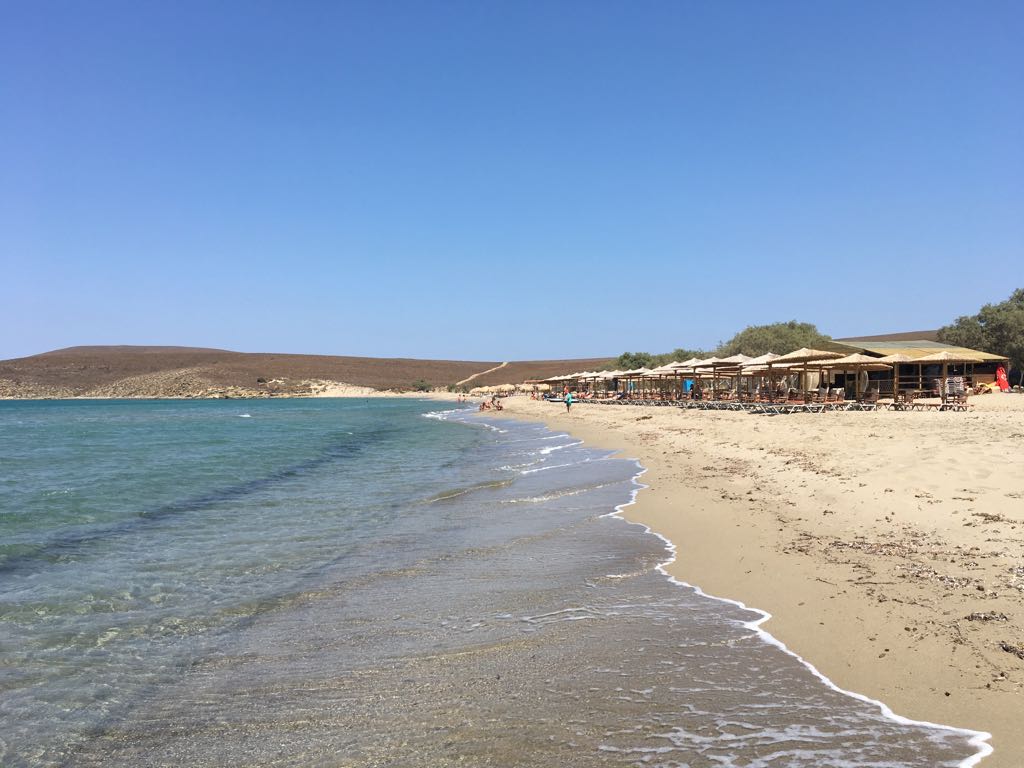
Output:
(553, 387), (971, 414)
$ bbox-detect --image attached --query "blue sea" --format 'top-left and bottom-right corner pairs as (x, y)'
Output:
(0, 398), (988, 766)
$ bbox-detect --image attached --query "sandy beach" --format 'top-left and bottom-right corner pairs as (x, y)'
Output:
(496, 394), (1023, 766)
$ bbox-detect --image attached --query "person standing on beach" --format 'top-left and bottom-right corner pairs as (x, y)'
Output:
(565, 390), (573, 413)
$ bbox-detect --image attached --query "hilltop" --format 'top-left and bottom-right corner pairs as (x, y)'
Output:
(0, 346), (613, 399)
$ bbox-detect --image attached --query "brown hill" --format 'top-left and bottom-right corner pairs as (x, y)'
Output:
(0, 346), (612, 398)
(469, 359), (615, 387)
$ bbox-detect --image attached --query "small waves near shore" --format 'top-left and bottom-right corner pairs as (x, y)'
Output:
(0, 399), (989, 766)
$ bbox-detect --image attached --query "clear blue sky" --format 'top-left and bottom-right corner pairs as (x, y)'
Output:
(2, 1), (1021, 361)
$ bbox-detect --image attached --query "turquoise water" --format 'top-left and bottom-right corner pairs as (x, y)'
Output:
(1, 398), (489, 763)
(0, 399), (987, 766)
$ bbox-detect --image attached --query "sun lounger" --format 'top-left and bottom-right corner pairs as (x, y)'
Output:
(888, 391), (914, 411)
(851, 388), (880, 411)
(824, 389), (850, 411)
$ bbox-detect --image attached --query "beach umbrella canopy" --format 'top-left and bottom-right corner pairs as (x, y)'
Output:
(911, 350), (984, 401)
(688, 356), (722, 368)
(740, 353), (783, 372)
(763, 348), (844, 395)
(744, 352), (781, 366)
(703, 354), (753, 376)
(768, 348), (845, 365)
(875, 353), (915, 397)
(824, 355), (893, 394)
(742, 361), (804, 374)
(714, 354), (754, 365)
(669, 357), (704, 369)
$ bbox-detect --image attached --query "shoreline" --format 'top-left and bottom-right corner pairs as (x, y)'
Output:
(609, 468), (993, 767)
(495, 395), (1023, 767)
(609, 465), (993, 766)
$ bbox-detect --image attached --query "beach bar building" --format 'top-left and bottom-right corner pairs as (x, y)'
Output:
(826, 337), (1008, 399)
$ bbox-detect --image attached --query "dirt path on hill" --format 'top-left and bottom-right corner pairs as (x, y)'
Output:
(456, 361), (508, 387)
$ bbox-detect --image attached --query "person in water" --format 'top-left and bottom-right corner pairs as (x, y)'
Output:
(565, 390), (573, 412)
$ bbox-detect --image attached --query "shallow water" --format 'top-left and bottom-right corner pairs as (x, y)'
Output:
(0, 399), (986, 766)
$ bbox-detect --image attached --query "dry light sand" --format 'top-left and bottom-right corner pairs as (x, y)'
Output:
(495, 394), (1024, 767)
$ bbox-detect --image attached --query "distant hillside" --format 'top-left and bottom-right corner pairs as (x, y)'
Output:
(0, 346), (612, 399)
(470, 359), (615, 387)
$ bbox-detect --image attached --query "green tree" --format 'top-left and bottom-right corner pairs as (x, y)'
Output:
(718, 321), (832, 357)
(670, 347), (705, 361)
(615, 351), (655, 370)
(615, 348), (705, 370)
(938, 289), (1024, 383)
(936, 315), (986, 350)
(411, 379), (432, 392)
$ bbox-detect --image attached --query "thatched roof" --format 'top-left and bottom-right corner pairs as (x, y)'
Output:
(827, 353), (893, 368)
(912, 350), (986, 364)
(831, 339), (1006, 362)
(768, 348), (845, 365)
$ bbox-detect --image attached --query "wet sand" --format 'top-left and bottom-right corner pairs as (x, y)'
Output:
(498, 394), (1024, 766)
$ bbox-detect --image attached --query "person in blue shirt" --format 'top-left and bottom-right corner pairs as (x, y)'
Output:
(565, 390), (573, 412)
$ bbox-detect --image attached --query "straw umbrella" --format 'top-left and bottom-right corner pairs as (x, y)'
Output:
(823, 353), (893, 399)
(763, 348), (844, 401)
(709, 354), (752, 397)
(683, 357), (720, 397)
(735, 353), (780, 399)
(875, 353), (915, 398)
(573, 372), (594, 394)
(620, 367), (653, 397)
(743, 352), (781, 366)
(911, 350), (984, 401)
(767, 348), (845, 365)
(592, 370), (615, 394)
(595, 370), (620, 395)
(661, 358), (701, 397)
(646, 364), (678, 397)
